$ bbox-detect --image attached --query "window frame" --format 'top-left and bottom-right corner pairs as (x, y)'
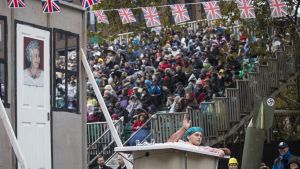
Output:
(52, 28), (80, 113)
(0, 15), (9, 107)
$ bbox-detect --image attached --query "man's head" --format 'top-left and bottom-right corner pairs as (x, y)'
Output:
(277, 142), (289, 156)
(97, 155), (105, 166)
(117, 155), (125, 167)
(184, 127), (203, 146)
(228, 157), (238, 169)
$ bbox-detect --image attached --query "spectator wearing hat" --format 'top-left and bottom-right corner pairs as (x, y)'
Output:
(104, 85), (117, 97)
(171, 46), (180, 57)
(167, 113), (230, 157)
(272, 142), (295, 169)
(288, 156), (300, 169)
(228, 157), (238, 169)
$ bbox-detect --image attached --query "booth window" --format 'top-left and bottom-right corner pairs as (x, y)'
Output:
(53, 29), (79, 113)
(0, 16), (8, 107)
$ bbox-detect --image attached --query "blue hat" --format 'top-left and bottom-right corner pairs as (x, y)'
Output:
(144, 79), (152, 86)
(278, 142), (289, 148)
(184, 127), (203, 141)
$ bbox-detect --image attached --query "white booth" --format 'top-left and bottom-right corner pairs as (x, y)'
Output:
(115, 143), (229, 169)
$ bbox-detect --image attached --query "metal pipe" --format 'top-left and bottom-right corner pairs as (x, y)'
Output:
(81, 49), (133, 169)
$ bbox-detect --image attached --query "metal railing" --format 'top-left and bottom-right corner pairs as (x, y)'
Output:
(87, 115), (153, 167)
(105, 116), (154, 166)
(87, 118), (124, 166)
(107, 32), (134, 44)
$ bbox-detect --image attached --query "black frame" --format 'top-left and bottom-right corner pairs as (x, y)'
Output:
(0, 15), (9, 107)
(52, 28), (80, 113)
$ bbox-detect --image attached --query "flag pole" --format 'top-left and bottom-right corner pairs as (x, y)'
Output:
(80, 49), (133, 169)
(0, 100), (28, 169)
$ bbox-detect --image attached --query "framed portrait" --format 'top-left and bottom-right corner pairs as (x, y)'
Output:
(23, 37), (44, 87)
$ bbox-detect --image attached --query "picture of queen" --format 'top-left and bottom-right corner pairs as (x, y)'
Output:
(23, 39), (44, 87)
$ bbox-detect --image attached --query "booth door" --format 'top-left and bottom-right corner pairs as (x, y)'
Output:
(16, 23), (52, 169)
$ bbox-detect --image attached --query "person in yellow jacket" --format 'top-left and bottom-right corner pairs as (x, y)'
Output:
(228, 157), (238, 169)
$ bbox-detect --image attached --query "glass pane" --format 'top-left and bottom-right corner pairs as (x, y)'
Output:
(55, 33), (66, 69)
(55, 72), (66, 109)
(67, 35), (78, 71)
(0, 20), (4, 59)
(67, 75), (77, 110)
(0, 64), (6, 102)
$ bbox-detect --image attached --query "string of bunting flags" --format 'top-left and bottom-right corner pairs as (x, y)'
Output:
(93, 0), (288, 27)
(6, 0), (288, 22)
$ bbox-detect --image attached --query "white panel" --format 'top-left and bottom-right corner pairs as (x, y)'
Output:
(16, 23), (51, 169)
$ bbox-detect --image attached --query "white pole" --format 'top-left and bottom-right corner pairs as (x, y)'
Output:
(0, 101), (28, 169)
(80, 49), (133, 169)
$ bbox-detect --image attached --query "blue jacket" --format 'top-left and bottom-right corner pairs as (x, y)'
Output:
(272, 151), (293, 169)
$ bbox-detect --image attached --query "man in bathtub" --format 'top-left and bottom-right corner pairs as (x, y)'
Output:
(167, 113), (231, 157)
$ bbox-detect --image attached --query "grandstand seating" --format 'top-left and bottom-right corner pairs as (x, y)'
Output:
(87, 44), (299, 168)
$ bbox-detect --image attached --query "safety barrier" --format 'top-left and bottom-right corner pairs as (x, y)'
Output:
(87, 118), (123, 165)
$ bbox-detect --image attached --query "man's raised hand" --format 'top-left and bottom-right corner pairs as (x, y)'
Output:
(182, 113), (191, 130)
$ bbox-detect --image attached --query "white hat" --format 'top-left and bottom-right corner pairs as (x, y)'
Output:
(104, 85), (113, 90)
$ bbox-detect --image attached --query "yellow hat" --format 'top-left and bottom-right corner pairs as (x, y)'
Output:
(219, 69), (225, 73)
(228, 158), (238, 165)
(98, 58), (104, 63)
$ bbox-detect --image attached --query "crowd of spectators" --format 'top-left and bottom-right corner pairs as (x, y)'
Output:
(86, 25), (265, 125)
(55, 50), (78, 110)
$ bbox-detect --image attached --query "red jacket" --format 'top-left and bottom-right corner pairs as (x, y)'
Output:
(132, 120), (144, 131)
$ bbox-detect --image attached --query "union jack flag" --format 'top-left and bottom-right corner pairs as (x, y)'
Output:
(8, 0), (26, 8)
(94, 10), (109, 24)
(80, 0), (99, 9)
(236, 0), (256, 19)
(42, 0), (60, 13)
(142, 7), (161, 27)
(170, 4), (190, 24)
(268, 0), (288, 18)
(202, 1), (222, 21)
(118, 8), (136, 24)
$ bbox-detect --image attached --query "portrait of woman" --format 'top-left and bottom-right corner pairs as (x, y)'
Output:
(23, 38), (44, 87)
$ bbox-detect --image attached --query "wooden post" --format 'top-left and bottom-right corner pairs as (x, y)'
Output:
(0, 100), (28, 169)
